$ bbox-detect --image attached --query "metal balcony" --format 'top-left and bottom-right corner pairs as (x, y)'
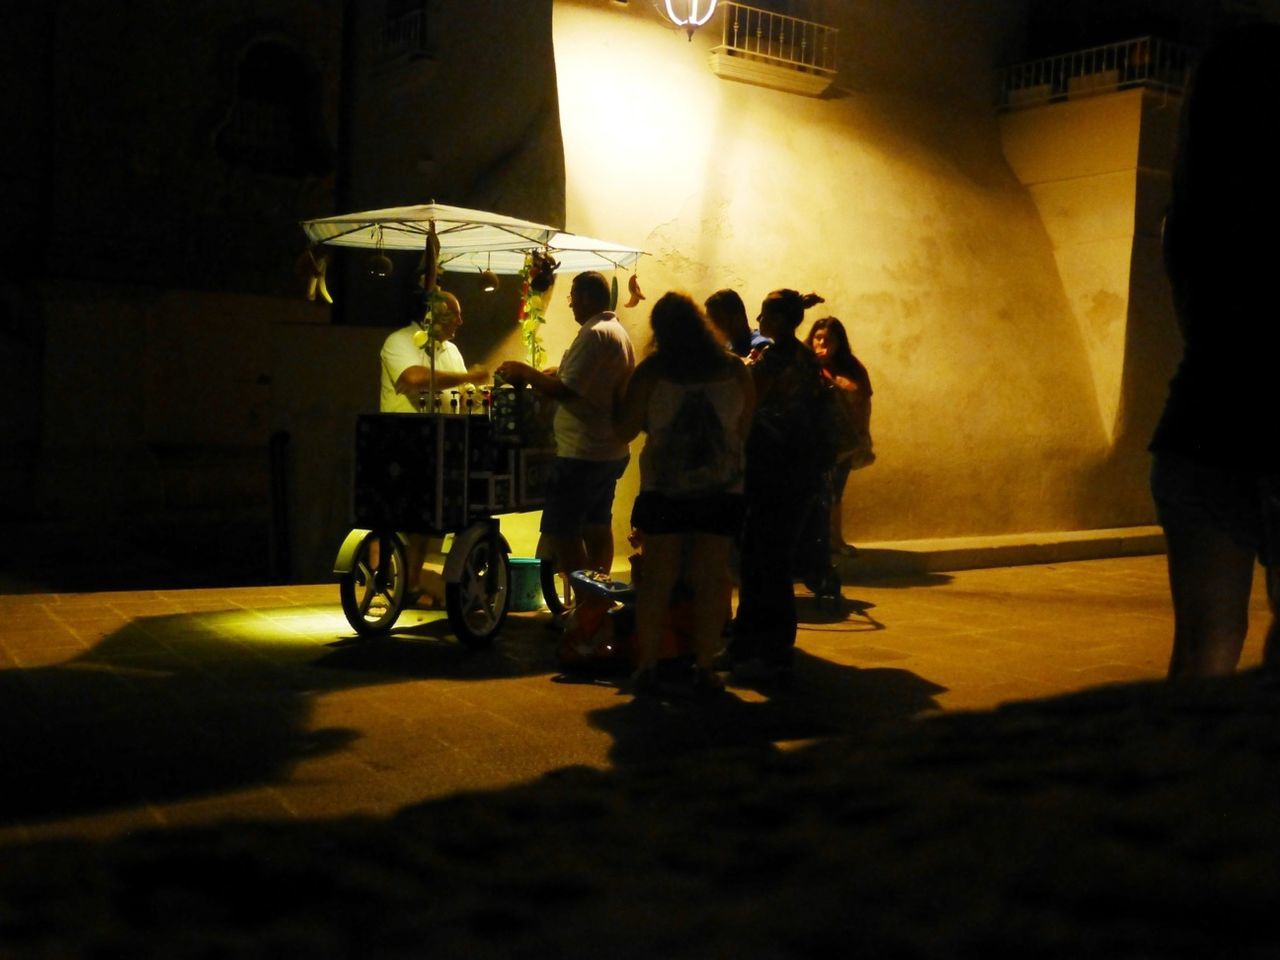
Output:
(710, 2), (838, 97)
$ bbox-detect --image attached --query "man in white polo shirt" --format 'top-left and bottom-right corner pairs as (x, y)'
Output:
(496, 271), (636, 585)
(380, 290), (487, 413)
(377, 289), (488, 605)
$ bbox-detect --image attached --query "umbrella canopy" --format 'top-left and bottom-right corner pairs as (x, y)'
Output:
(300, 202), (558, 254)
(439, 231), (644, 276)
(300, 202), (645, 276)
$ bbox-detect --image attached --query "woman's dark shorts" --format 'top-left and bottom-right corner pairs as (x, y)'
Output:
(631, 490), (746, 538)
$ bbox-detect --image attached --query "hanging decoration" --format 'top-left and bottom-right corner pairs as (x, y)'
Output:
(664, 0), (718, 40)
(518, 249), (560, 369)
(623, 272), (646, 308)
(368, 225), (393, 277)
(480, 250), (500, 293)
(413, 222), (446, 355)
(297, 246), (332, 303)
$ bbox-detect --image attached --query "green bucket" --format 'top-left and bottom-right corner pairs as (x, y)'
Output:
(508, 557), (544, 612)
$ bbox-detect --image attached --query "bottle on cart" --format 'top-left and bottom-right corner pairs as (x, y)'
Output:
(450, 390), (460, 413)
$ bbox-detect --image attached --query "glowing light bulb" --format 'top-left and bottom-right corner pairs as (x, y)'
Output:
(664, 0), (717, 39)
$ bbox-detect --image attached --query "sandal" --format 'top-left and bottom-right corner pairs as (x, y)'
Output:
(692, 667), (725, 699)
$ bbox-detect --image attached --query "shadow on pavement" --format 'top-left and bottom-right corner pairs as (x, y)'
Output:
(585, 649), (946, 768)
(838, 549), (957, 588)
(5, 671), (1279, 956)
(0, 587), (947, 826)
(0, 608), (559, 823)
(795, 593), (884, 627)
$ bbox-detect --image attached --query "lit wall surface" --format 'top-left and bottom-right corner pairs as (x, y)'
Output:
(550, 0), (1181, 544)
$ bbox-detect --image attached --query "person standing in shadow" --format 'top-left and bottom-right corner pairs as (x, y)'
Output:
(1150, 24), (1280, 678)
(728, 289), (828, 683)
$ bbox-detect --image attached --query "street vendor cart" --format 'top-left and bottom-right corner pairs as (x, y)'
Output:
(332, 384), (557, 645)
(300, 202), (644, 645)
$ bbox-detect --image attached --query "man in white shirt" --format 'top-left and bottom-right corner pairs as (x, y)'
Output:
(380, 290), (487, 412)
(377, 290), (487, 605)
(496, 271), (636, 584)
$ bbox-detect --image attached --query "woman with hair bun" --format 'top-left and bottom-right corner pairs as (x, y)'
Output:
(726, 288), (829, 683)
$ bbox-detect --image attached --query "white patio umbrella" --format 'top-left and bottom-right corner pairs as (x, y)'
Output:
(437, 231), (645, 276)
(300, 201), (558, 254)
(300, 203), (645, 274)
(300, 202), (647, 398)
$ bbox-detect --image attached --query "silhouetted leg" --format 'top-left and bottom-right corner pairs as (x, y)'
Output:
(583, 523), (614, 575)
(543, 533), (590, 605)
(687, 533), (733, 673)
(830, 461), (852, 551)
(405, 533), (430, 593)
(735, 486), (810, 664)
(1163, 519), (1254, 678)
(633, 534), (682, 674)
(1262, 564), (1280, 670)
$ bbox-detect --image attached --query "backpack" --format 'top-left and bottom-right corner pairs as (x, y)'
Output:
(650, 385), (741, 498)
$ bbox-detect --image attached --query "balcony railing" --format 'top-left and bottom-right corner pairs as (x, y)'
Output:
(997, 36), (1195, 110)
(382, 7), (432, 60)
(710, 2), (838, 96)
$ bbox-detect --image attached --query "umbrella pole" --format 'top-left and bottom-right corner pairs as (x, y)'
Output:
(425, 220), (440, 411)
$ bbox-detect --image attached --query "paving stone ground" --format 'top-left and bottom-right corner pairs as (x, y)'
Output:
(0, 555), (1275, 957)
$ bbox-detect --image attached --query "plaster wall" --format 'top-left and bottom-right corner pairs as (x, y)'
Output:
(998, 89), (1182, 520)
(551, 0), (1163, 549)
(1000, 89), (1143, 444)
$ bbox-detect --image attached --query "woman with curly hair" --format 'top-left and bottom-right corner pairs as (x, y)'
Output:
(616, 292), (755, 696)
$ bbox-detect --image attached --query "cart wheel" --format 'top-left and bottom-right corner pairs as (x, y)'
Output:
(340, 532), (407, 636)
(446, 534), (511, 647)
(540, 559), (571, 617)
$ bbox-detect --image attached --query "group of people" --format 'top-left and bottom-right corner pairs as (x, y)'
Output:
(377, 14), (1280, 695)
(375, 22), (1280, 694)
(377, 21), (1280, 692)
(380, 266), (874, 695)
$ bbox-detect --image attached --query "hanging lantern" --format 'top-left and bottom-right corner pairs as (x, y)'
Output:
(664, 0), (717, 40)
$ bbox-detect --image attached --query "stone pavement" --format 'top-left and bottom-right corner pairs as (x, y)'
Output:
(0, 552), (1276, 957)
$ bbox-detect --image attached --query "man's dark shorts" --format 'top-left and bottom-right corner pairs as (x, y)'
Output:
(540, 456), (630, 538)
(1151, 452), (1280, 566)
